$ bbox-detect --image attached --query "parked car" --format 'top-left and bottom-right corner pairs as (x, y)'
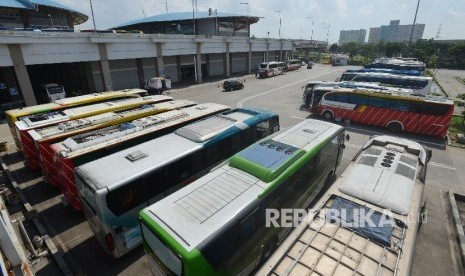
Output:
(222, 79), (244, 91)
(307, 62), (314, 69)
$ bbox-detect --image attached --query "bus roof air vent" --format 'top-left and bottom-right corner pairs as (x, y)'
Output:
(125, 150), (148, 162)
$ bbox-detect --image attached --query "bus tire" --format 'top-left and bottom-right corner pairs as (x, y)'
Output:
(324, 171), (336, 186)
(387, 121), (403, 133)
(322, 111), (333, 121)
(260, 237), (277, 264)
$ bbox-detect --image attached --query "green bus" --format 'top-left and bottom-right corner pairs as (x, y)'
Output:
(139, 119), (347, 275)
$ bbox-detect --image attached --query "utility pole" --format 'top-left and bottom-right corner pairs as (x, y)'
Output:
(408, 0), (421, 51)
(192, 0), (196, 35)
(275, 11), (282, 39)
(240, 3), (249, 36)
(165, 0), (168, 13)
(89, 0), (97, 31)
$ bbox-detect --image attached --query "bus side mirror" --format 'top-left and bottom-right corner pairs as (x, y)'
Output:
(345, 134), (350, 141)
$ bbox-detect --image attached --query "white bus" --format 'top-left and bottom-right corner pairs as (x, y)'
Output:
(75, 108), (280, 258)
(258, 135), (431, 276)
(258, 61), (286, 78)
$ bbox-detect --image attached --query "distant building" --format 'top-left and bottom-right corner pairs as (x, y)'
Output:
(339, 29), (366, 44)
(0, 0), (87, 30)
(113, 11), (259, 37)
(368, 20), (425, 44)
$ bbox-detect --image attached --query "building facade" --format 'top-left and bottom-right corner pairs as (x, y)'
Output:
(339, 29), (366, 44)
(368, 20), (425, 44)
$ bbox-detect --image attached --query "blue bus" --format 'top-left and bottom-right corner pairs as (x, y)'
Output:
(74, 108), (280, 258)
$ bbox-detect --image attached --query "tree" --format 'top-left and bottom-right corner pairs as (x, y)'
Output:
(329, 43), (340, 53)
(359, 44), (377, 59)
(340, 42), (359, 57)
(384, 42), (406, 57)
(449, 43), (465, 64)
(455, 94), (465, 124)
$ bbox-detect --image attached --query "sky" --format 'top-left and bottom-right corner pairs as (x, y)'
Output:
(61, 0), (465, 43)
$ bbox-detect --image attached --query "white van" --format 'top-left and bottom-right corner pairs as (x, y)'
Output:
(41, 83), (66, 102)
(257, 61), (286, 78)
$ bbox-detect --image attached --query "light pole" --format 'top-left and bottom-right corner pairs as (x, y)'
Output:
(214, 9), (218, 36)
(192, 0), (196, 35)
(240, 2), (249, 36)
(89, 0), (97, 31)
(275, 11), (282, 39)
(408, 0), (421, 52)
(306, 17), (314, 42)
(47, 14), (54, 29)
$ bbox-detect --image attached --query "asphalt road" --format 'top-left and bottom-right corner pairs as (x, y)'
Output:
(1, 64), (465, 275)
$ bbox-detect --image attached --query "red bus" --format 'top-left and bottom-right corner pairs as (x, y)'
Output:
(313, 88), (454, 137)
(286, 59), (301, 71)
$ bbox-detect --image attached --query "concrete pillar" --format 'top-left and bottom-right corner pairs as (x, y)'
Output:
(247, 42), (252, 74)
(136, 58), (144, 88)
(176, 56), (182, 82)
(265, 41), (270, 62)
(279, 42), (283, 61)
(225, 42), (230, 78)
(156, 43), (164, 76)
(205, 54), (210, 78)
(196, 42), (202, 83)
(7, 44), (36, 106)
(97, 43), (113, 91)
(83, 62), (96, 93)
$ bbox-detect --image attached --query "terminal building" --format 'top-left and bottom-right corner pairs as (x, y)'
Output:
(338, 29), (366, 44)
(368, 20), (425, 44)
(0, 1), (326, 112)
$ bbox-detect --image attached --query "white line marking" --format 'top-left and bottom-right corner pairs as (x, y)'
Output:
(290, 116), (307, 120)
(237, 68), (344, 108)
(345, 143), (362, 149)
(429, 161), (456, 170)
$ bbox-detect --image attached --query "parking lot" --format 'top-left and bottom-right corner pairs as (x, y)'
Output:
(1, 64), (465, 275)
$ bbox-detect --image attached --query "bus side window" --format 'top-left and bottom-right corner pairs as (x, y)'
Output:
(240, 208), (259, 243)
(201, 224), (240, 269)
(166, 157), (191, 185)
(106, 178), (148, 215)
(256, 121), (270, 139)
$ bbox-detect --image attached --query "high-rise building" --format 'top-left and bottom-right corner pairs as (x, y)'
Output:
(339, 29), (367, 44)
(368, 20), (425, 44)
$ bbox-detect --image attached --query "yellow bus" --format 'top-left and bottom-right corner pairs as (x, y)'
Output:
(5, 89), (148, 148)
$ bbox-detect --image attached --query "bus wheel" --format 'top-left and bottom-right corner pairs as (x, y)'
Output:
(322, 111), (333, 121)
(387, 122), (402, 133)
(324, 171), (336, 185)
(260, 237), (277, 264)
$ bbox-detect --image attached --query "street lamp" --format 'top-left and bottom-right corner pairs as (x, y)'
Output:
(47, 14), (54, 29)
(275, 11), (282, 39)
(89, 0), (97, 31)
(240, 2), (249, 36)
(306, 17), (314, 42)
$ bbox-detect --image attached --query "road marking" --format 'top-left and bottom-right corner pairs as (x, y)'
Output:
(237, 68), (344, 108)
(290, 116), (307, 120)
(429, 161), (456, 170)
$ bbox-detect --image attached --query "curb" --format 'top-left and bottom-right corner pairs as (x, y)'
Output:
(449, 192), (465, 268)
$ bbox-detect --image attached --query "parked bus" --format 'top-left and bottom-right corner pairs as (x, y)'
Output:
(258, 135), (430, 276)
(29, 100), (196, 178)
(257, 62), (286, 78)
(16, 95), (172, 170)
(339, 72), (432, 95)
(75, 108), (279, 258)
(5, 88), (148, 148)
(286, 59), (301, 71)
(345, 68), (422, 76)
(365, 57), (426, 71)
(301, 81), (413, 111)
(315, 88), (454, 137)
(139, 119), (346, 275)
(50, 103), (231, 210)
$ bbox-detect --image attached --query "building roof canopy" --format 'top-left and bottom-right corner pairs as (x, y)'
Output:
(0, 0), (88, 25)
(113, 11), (260, 29)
